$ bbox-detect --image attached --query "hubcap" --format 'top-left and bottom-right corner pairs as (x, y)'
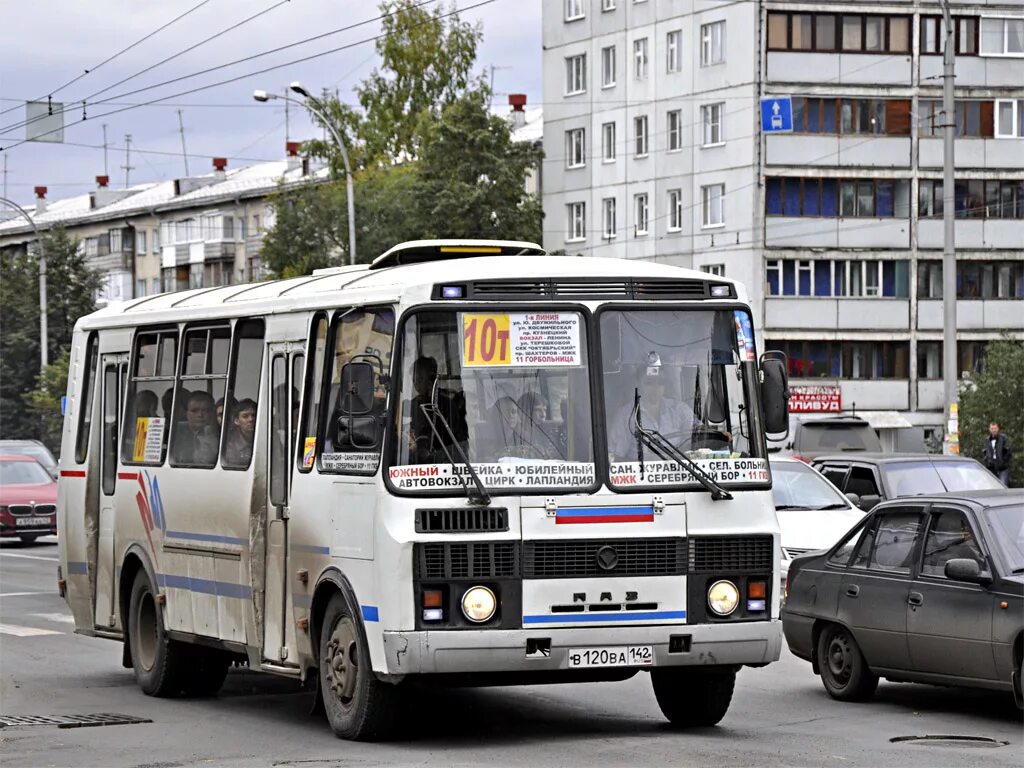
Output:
(826, 633), (852, 686)
(323, 616), (359, 707)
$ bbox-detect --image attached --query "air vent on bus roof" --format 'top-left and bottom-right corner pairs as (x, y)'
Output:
(455, 278), (731, 301)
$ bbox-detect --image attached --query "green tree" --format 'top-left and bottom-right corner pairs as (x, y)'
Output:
(958, 334), (1024, 487)
(260, 180), (348, 277)
(25, 350), (70, 453)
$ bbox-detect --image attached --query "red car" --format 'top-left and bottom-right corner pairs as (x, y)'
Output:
(0, 453), (58, 543)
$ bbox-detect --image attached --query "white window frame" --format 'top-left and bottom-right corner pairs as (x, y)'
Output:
(701, 20), (726, 66)
(565, 0), (585, 22)
(667, 109), (683, 151)
(602, 0), (616, 10)
(634, 115), (649, 157)
(567, 201), (586, 242)
(766, 259), (781, 295)
(994, 98), (1024, 137)
(701, 264), (726, 277)
(666, 30), (682, 73)
(565, 128), (586, 169)
(601, 45), (616, 88)
(702, 102), (724, 146)
(136, 230), (147, 254)
(979, 17), (1024, 57)
(634, 193), (649, 236)
(634, 37), (649, 80)
(702, 183), (725, 228)
(602, 197), (617, 239)
(668, 188), (683, 231)
(602, 121), (617, 162)
(565, 54), (587, 95)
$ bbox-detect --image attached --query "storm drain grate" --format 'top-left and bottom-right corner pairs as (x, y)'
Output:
(0, 713), (152, 729)
(890, 735), (1009, 749)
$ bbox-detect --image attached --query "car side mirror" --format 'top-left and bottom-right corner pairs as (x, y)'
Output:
(858, 494), (881, 511)
(759, 353), (790, 438)
(944, 558), (989, 584)
(845, 492), (861, 507)
(340, 361), (375, 416)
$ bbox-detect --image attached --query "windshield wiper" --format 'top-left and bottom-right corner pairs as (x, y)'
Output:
(813, 503), (853, 510)
(629, 396), (733, 501)
(418, 401), (491, 506)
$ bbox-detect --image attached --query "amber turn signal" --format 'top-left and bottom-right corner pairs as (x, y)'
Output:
(748, 581), (767, 600)
(422, 589), (443, 609)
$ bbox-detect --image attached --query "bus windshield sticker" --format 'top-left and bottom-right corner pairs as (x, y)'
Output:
(610, 457), (769, 487)
(302, 436), (316, 468)
(321, 452), (380, 473)
(389, 461), (595, 490)
(733, 311), (756, 362)
(132, 417), (166, 463)
(462, 312), (582, 368)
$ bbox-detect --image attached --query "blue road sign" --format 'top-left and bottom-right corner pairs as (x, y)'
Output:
(760, 97), (793, 133)
(60, 395), (67, 415)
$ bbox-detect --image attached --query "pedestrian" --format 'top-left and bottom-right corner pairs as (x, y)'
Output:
(983, 421), (1012, 487)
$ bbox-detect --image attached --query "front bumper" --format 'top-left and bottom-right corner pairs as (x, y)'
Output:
(382, 619), (782, 674)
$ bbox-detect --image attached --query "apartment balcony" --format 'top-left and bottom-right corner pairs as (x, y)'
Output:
(918, 299), (1024, 330)
(765, 298), (909, 330)
(918, 219), (1022, 249)
(919, 138), (1024, 170)
(788, 377), (910, 410)
(766, 217), (910, 248)
(766, 135), (911, 168)
(767, 52), (911, 85)
(920, 55), (1022, 88)
(917, 380), (944, 411)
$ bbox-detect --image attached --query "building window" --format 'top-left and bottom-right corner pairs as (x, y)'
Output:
(980, 17), (1024, 56)
(668, 189), (683, 231)
(565, 0), (585, 21)
(702, 264), (725, 277)
(667, 110), (683, 151)
(701, 184), (725, 227)
(768, 13), (910, 53)
(135, 279), (147, 297)
(567, 202), (586, 242)
(152, 228), (160, 253)
(634, 193), (649, 236)
(792, 98), (910, 136)
(995, 99), (1024, 137)
(136, 231), (147, 254)
(565, 54), (587, 95)
(920, 16), (978, 55)
(766, 177), (911, 218)
(634, 115), (649, 156)
(767, 259), (908, 298)
(702, 103), (724, 145)
(602, 197), (617, 239)
(602, 121), (617, 162)
(666, 30), (682, 73)
(919, 180), (1024, 220)
(601, 45), (616, 87)
(701, 21), (725, 65)
(918, 100), (994, 138)
(566, 128), (586, 168)
(151, 277), (160, 294)
(633, 37), (649, 79)
(767, 340), (909, 380)
(918, 261), (1024, 299)
(602, 0), (615, 10)
(917, 341), (942, 380)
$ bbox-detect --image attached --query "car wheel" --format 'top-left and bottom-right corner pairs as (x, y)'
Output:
(650, 666), (737, 727)
(19, 535), (38, 545)
(319, 592), (399, 740)
(816, 624), (878, 701)
(128, 569), (189, 697)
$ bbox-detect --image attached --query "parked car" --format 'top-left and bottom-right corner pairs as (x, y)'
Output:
(0, 454), (58, 543)
(0, 439), (58, 479)
(782, 490), (1023, 707)
(770, 458), (865, 584)
(811, 453), (1004, 512)
(781, 415), (883, 462)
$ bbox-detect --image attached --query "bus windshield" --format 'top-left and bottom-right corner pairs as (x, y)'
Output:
(600, 308), (769, 490)
(389, 309), (596, 493)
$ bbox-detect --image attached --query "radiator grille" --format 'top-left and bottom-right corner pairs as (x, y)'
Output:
(523, 538), (686, 579)
(416, 542), (519, 580)
(415, 507), (508, 533)
(689, 536), (773, 573)
(8, 504), (56, 516)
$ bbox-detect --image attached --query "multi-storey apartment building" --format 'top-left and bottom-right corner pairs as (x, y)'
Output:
(542, 0), (1024, 445)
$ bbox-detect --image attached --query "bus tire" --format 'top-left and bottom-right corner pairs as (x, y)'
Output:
(651, 666), (737, 727)
(319, 592), (398, 741)
(128, 569), (189, 697)
(181, 646), (230, 697)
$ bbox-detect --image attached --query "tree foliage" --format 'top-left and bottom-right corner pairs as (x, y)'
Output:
(958, 334), (1024, 487)
(26, 350), (70, 453)
(260, 180), (349, 277)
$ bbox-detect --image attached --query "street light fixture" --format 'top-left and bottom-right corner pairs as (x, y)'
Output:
(252, 83), (357, 265)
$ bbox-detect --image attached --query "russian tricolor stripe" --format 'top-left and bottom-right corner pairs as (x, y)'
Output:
(555, 506), (654, 524)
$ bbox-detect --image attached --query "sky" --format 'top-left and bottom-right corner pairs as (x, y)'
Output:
(0, 0), (542, 206)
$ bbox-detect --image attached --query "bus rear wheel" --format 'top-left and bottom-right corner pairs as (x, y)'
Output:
(319, 592), (398, 741)
(651, 666), (737, 727)
(128, 569), (189, 697)
(181, 646), (231, 697)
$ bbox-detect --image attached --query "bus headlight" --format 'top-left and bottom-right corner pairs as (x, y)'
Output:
(707, 580), (740, 616)
(461, 586), (497, 623)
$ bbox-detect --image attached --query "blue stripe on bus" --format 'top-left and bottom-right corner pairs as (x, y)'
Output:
(164, 530), (247, 546)
(555, 506), (654, 517)
(361, 605), (379, 622)
(66, 560), (88, 575)
(292, 543), (331, 555)
(522, 610), (686, 624)
(157, 573), (252, 599)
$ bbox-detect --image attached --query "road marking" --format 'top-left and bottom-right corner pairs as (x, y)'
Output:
(0, 552), (59, 562)
(0, 623), (62, 637)
(30, 612), (75, 624)
(0, 591), (56, 597)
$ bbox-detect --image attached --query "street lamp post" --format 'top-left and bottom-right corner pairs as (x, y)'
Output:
(940, 1), (957, 453)
(1, 196), (47, 372)
(253, 83), (357, 265)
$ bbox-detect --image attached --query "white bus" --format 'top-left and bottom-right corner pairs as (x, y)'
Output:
(57, 240), (790, 740)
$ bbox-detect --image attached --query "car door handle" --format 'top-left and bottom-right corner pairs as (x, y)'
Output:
(845, 585), (859, 598)
(908, 592), (923, 607)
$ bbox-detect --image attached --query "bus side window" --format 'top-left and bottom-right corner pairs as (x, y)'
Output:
(170, 325), (230, 469)
(122, 330), (177, 465)
(74, 333), (98, 464)
(297, 313), (328, 472)
(221, 320), (265, 470)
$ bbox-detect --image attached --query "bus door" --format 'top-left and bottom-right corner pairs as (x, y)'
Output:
(94, 353), (127, 629)
(263, 344), (303, 664)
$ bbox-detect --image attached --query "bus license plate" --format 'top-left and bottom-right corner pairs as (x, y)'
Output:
(16, 516), (50, 526)
(568, 645), (653, 668)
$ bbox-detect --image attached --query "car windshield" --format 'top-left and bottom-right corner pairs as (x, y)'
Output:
(0, 459), (53, 485)
(771, 461), (850, 509)
(884, 460), (1005, 496)
(987, 503), (1024, 572)
(389, 309), (595, 492)
(798, 423), (881, 453)
(0, 443), (56, 471)
(600, 308), (769, 490)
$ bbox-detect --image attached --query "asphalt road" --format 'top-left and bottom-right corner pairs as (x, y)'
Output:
(2, 538), (1020, 768)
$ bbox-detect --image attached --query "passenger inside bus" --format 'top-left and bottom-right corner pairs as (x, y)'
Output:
(223, 398), (257, 466)
(134, 390), (159, 418)
(407, 355), (468, 463)
(489, 392), (565, 461)
(172, 390), (219, 465)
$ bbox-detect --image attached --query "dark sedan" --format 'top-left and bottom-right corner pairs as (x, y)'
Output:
(782, 490), (1023, 707)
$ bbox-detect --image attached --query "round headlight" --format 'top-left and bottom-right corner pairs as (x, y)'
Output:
(461, 586), (497, 623)
(707, 580), (740, 616)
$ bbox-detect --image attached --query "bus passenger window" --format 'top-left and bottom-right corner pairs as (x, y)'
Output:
(170, 326), (230, 468)
(75, 333), (98, 463)
(222, 320), (265, 470)
(297, 314), (328, 472)
(122, 330), (177, 465)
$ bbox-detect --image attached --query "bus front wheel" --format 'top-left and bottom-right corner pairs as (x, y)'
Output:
(128, 569), (189, 697)
(650, 665), (737, 727)
(318, 592), (398, 741)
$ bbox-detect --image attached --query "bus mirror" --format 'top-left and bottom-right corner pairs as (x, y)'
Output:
(759, 354), (789, 438)
(340, 362), (375, 416)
